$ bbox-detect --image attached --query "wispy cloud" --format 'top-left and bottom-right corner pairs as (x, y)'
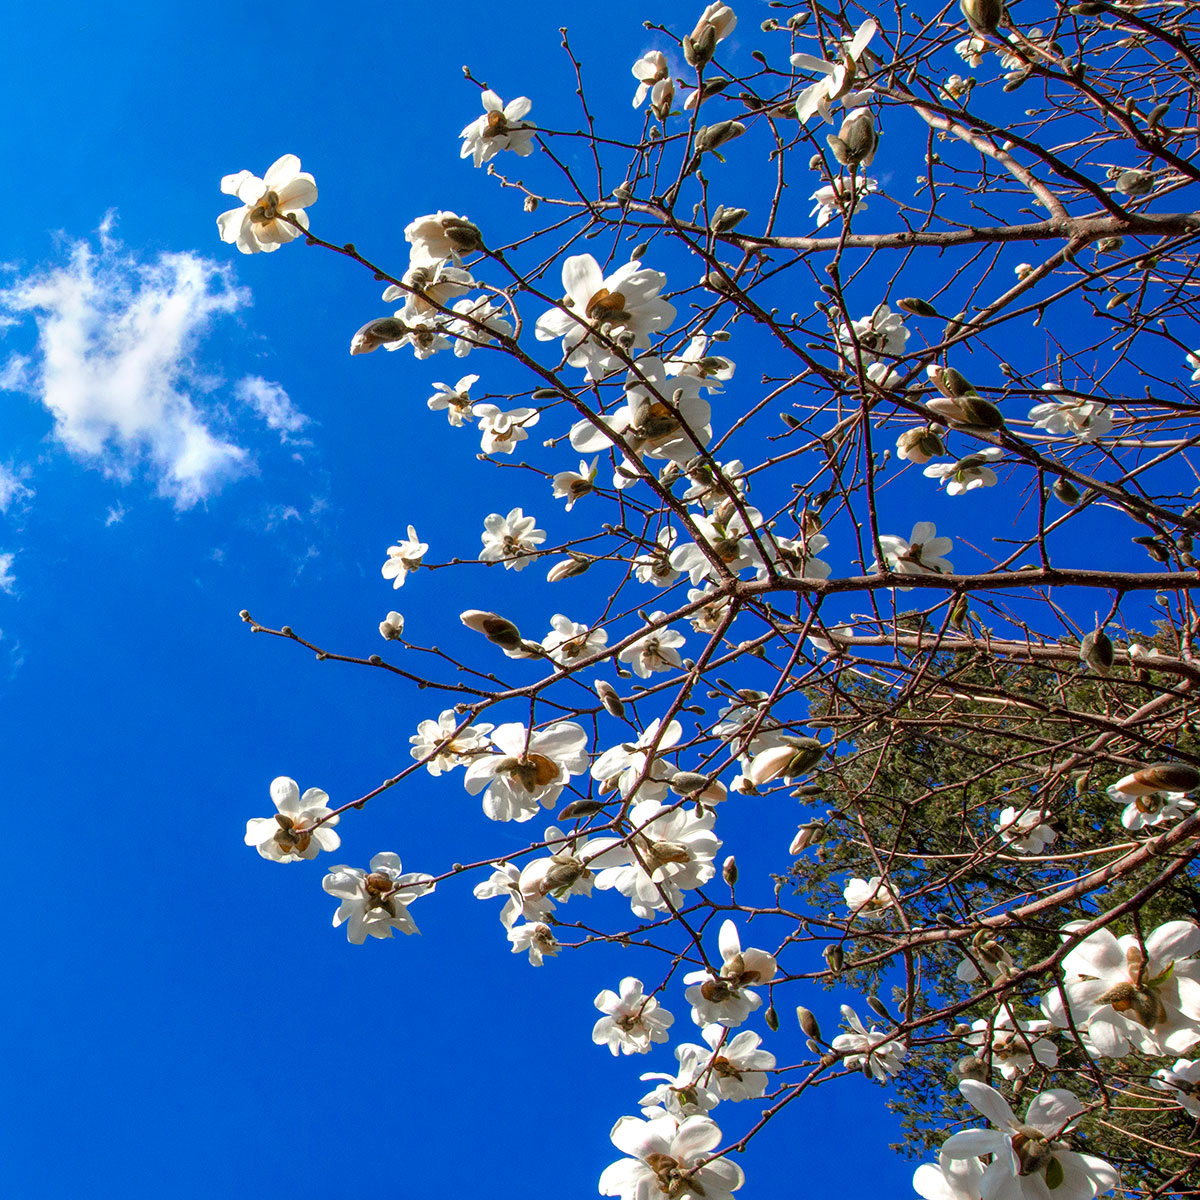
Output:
(0, 551), (16, 594)
(0, 464), (32, 514)
(0, 225), (296, 510)
(235, 376), (310, 443)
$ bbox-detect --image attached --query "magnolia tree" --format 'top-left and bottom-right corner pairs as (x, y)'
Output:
(225, 2), (1200, 1197)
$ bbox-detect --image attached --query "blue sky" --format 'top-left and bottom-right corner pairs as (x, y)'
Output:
(0, 1), (1164, 1195)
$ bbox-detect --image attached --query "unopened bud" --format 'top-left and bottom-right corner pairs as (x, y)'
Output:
(789, 820), (827, 853)
(824, 944), (844, 974)
(547, 555), (591, 583)
(896, 297), (939, 318)
(712, 206), (749, 232)
(460, 609), (523, 650)
(954, 1054), (990, 1082)
(1080, 629), (1114, 675)
(696, 120), (746, 154)
(796, 1006), (822, 1040)
(523, 195), (539, 213)
(1053, 477), (1081, 505)
(928, 364), (976, 398)
(1112, 762), (1200, 797)
(379, 611), (405, 641)
(747, 736), (825, 785)
(764, 1004), (780, 1031)
(960, 0), (1005, 35)
(867, 996), (891, 1021)
(350, 316), (408, 356)
(558, 798), (606, 821)
(827, 108), (877, 168)
(722, 856), (738, 886)
(594, 679), (626, 719)
(1114, 169), (1154, 197)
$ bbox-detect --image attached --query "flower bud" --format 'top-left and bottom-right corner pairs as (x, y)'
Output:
(927, 394), (1005, 431)
(896, 297), (939, 318)
(1115, 169), (1154, 197)
(927, 364), (976, 398)
(867, 995), (891, 1021)
(1053, 477), (1081, 505)
(712, 205), (749, 232)
(349, 316), (408, 356)
(722, 856), (738, 886)
(547, 555), (591, 582)
(696, 120), (746, 154)
(1080, 629), (1114, 675)
(823, 944), (844, 974)
(789, 820), (827, 854)
(747, 737), (826, 786)
(764, 1004), (780, 1032)
(796, 1006), (822, 1040)
(1112, 762), (1200, 797)
(460, 609), (523, 650)
(827, 108), (877, 167)
(523, 195), (539, 213)
(896, 427), (946, 464)
(379, 611), (405, 640)
(443, 218), (484, 252)
(558, 798), (606, 820)
(594, 679), (626, 719)
(954, 1054), (990, 1082)
(960, 0), (1005, 35)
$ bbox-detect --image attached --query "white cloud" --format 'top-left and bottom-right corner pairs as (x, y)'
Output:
(0, 230), (252, 508)
(0, 551), (16, 594)
(0, 464), (32, 514)
(235, 376), (309, 442)
(104, 504), (126, 527)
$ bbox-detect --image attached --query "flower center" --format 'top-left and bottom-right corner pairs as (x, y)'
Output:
(273, 812), (313, 854)
(1097, 981), (1165, 1028)
(250, 189), (281, 223)
(586, 288), (631, 323)
(644, 1153), (695, 1198)
(484, 110), (510, 137)
(496, 753), (561, 793)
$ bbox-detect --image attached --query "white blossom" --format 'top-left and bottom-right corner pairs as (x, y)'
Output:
(379, 611), (404, 641)
(244, 776), (340, 863)
(1043, 919), (1200, 1058)
(913, 1153), (986, 1200)
(955, 36), (988, 68)
(844, 875), (898, 918)
(634, 527), (682, 587)
(692, 1024), (775, 1100)
(321, 852), (435, 944)
(460, 90), (536, 168)
(472, 404), (539, 455)
(599, 1112), (743, 1200)
(1107, 786), (1196, 831)
(428, 374), (480, 427)
(447, 295), (513, 357)
(831, 1005), (907, 1081)
(593, 976), (675, 1055)
(792, 19), (877, 123)
(683, 920), (777, 1029)
(381, 525), (428, 588)
(404, 211), (481, 269)
(551, 458), (598, 511)
(585, 799), (719, 919)
(924, 448), (1004, 497)
(618, 611), (687, 677)
(478, 507), (546, 570)
(409, 709), (494, 775)
(810, 176), (877, 227)
(217, 154), (316, 254)
(873, 521), (954, 587)
(940, 1080), (1118, 1200)
(389, 263), (475, 322)
(1151, 1057), (1200, 1117)
(639, 1045), (721, 1119)
(632, 51), (672, 112)
(541, 613), (608, 666)
(507, 920), (560, 966)
(993, 805), (1056, 853)
(964, 1012), (1058, 1081)
(1027, 393), (1112, 442)
(535, 255), (676, 379)
(664, 335), (735, 392)
(463, 721), (589, 822)
(591, 717), (682, 804)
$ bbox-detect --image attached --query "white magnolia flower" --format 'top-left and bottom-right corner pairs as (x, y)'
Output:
(687, 584), (733, 634)
(618, 612), (687, 677)
(600, 1113), (743, 1200)
(535, 255), (676, 379)
(1043, 919), (1200, 1058)
(460, 90), (537, 168)
(428, 374), (480, 427)
(838, 303), (909, 386)
(217, 154), (316, 254)
(409, 709), (494, 775)
(379, 611), (404, 641)
(593, 977), (675, 1055)
(541, 613), (608, 666)
(463, 721), (589, 822)
(321, 852), (435, 944)
(924, 448), (1004, 497)
(570, 359), (710, 482)
(633, 527), (682, 587)
(772, 531), (832, 582)
(507, 921), (560, 966)
(965, 1012), (1058, 1081)
(474, 827), (593, 929)
(552, 458), (598, 511)
(831, 1005), (907, 1081)
(942, 74), (970, 100)
(632, 51), (671, 111)
(664, 335), (735, 392)
(388, 263), (476, 322)
(941, 1080), (1118, 1200)
(478, 507), (546, 570)
(1151, 1057), (1200, 1117)
(1187, 350), (1200, 384)
(404, 212), (481, 270)
(896, 427), (946, 465)
(244, 776), (340, 863)
(955, 36), (988, 67)
(994, 805), (1056, 853)
(810, 175), (878, 227)
(913, 1153), (986, 1200)
(873, 521), (954, 588)
(584, 798), (719, 919)
(447, 295), (514, 357)
(957, 940), (1015, 986)
(844, 875), (898, 918)
(591, 717), (682, 804)
(792, 19), (877, 123)
(639, 1042), (721, 1118)
(381, 525), (428, 588)
(1107, 786), (1196, 831)
(683, 920), (777, 1029)
(694, 1024), (775, 1100)
(671, 506), (768, 586)
(472, 404), (539, 455)
(398, 320), (451, 360)
(679, 458), (747, 508)
(1027, 393), (1112, 442)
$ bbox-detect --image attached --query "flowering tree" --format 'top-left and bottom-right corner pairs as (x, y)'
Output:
(227, 2), (1200, 1196)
